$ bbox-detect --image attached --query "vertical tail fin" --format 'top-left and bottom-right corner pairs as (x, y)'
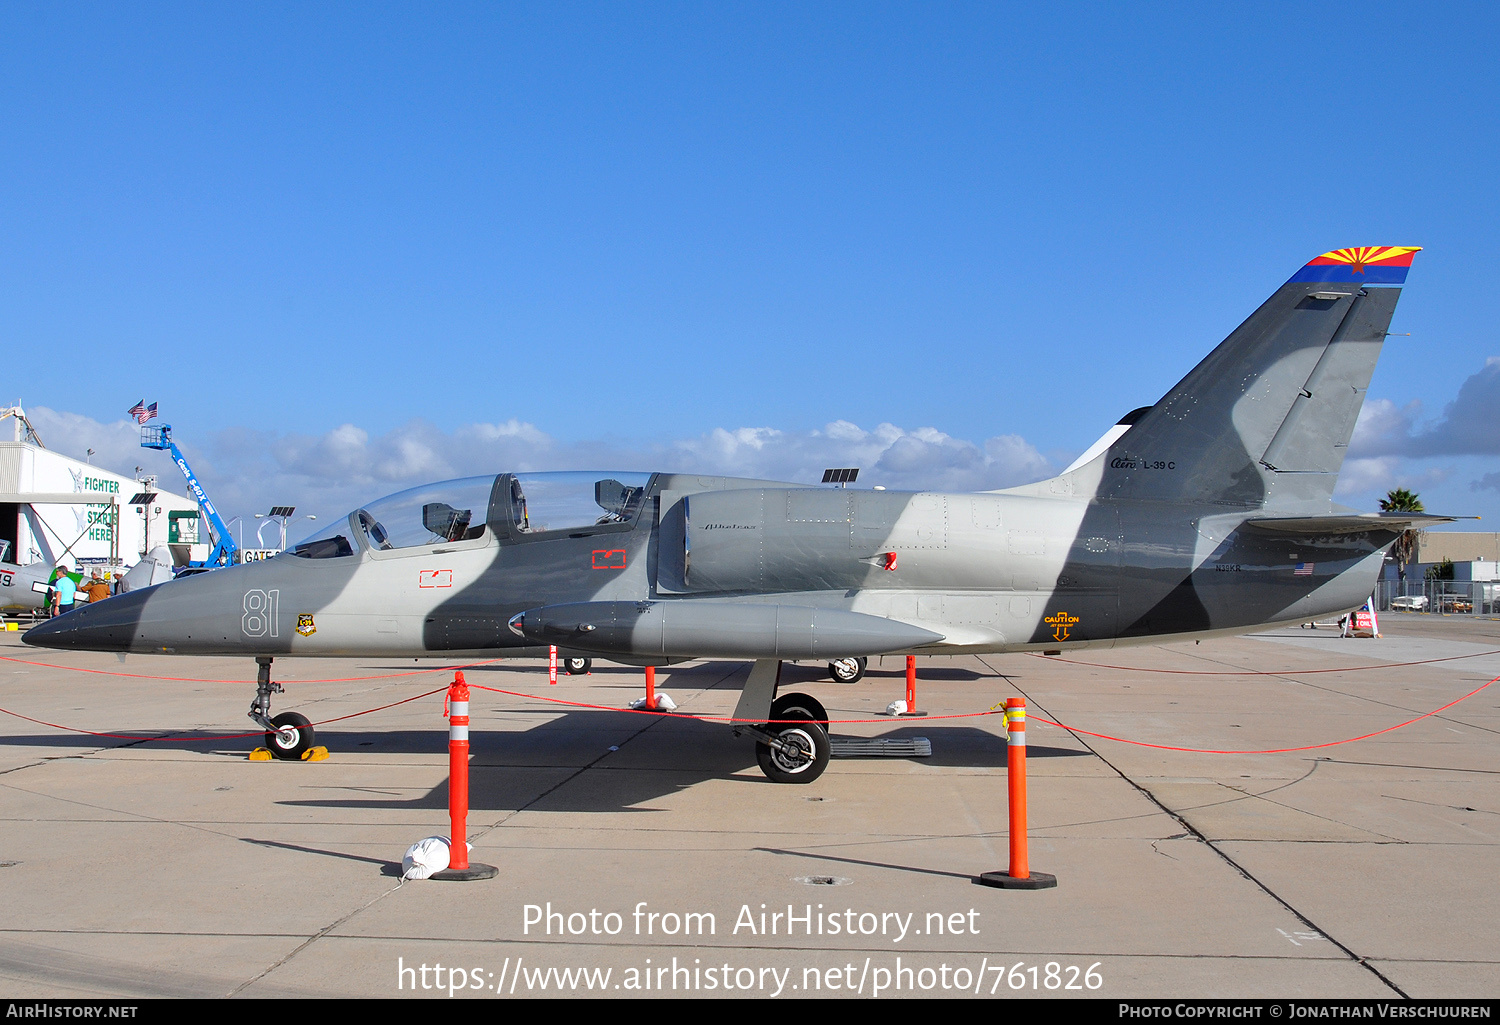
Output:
(1095, 247), (1419, 510)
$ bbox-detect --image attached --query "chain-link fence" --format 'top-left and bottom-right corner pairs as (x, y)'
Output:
(1374, 578), (1500, 616)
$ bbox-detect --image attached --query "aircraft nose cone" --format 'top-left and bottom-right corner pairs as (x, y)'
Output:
(23, 587), (153, 652)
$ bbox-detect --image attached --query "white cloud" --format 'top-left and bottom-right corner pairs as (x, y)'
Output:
(24, 408), (1056, 534)
(1350, 359), (1500, 458)
(1334, 457), (1451, 501)
(1333, 457), (1402, 497)
(1348, 398), (1420, 457)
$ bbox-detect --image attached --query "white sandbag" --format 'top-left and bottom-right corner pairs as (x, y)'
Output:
(401, 835), (475, 881)
(402, 836), (450, 880)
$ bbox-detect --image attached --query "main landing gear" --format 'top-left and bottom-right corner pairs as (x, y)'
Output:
(733, 660), (831, 784)
(249, 656), (317, 760)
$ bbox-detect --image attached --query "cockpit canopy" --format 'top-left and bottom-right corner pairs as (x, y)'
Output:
(288, 471), (653, 558)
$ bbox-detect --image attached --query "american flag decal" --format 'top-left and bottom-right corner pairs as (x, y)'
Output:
(1294, 562), (1314, 576)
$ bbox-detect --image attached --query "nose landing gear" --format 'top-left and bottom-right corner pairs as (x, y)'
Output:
(249, 657), (318, 760)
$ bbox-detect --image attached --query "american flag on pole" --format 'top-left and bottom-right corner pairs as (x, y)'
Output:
(144, 402), (157, 422)
(127, 401), (158, 424)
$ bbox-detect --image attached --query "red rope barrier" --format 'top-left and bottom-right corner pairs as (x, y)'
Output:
(1027, 675), (1498, 754)
(0, 653), (503, 685)
(1028, 647), (1500, 676)
(0, 686), (450, 743)
(464, 682), (988, 724)
(2, 654), (1493, 754)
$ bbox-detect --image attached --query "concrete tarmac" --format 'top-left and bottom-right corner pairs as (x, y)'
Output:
(0, 614), (1496, 1000)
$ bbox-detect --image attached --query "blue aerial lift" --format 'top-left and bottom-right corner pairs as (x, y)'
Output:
(140, 423), (239, 571)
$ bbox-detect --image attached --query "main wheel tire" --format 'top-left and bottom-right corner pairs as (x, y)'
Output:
(770, 692), (829, 731)
(755, 713), (830, 784)
(265, 712), (314, 760)
(564, 656), (592, 675)
(828, 657), (867, 683)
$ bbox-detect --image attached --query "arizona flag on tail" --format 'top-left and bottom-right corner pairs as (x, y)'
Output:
(1288, 246), (1420, 284)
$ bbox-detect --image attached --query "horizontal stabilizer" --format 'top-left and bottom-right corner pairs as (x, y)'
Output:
(509, 601), (945, 659)
(1244, 512), (1466, 535)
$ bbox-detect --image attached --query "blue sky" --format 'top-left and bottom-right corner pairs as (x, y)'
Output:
(5, 3), (1498, 534)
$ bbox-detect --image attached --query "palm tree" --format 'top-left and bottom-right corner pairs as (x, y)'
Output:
(1380, 488), (1424, 583)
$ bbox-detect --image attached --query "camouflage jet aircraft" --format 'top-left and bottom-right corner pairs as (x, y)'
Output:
(26, 247), (1453, 783)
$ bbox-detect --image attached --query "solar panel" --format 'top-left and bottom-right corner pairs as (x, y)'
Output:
(821, 468), (859, 484)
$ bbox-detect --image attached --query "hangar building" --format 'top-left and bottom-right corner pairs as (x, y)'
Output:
(0, 412), (200, 571)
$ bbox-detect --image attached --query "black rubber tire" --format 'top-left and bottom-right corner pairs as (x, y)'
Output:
(828, 657), (867, 683)
(770, 692), (829, 731)
(564, 657), (592, 675)
(755, 713), (830, 784)
(265, 712), (314, 760)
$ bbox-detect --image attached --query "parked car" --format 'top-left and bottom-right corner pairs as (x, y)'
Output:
(1390, 595), (1428, 611)
(1440, 594), (1473, 613)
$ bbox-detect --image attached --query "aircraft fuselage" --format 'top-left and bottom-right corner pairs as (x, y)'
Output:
(24, 471), (1394, 660)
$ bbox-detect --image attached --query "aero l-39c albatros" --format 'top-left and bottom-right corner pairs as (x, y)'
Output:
(27, 247), (1454, 783)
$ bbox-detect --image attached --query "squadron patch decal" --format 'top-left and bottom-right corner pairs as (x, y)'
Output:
(296, 613), (317, 637)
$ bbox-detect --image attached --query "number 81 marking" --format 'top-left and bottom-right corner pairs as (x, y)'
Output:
(242, 589), (280, 637)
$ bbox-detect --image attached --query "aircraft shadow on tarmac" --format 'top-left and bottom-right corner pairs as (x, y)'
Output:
(268, 710), (1087, 815)
(3, 703), (1084, 792)
(2, 655), (1081, 813)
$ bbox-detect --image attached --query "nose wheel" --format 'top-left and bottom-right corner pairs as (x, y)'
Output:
(249, 657), (318, 760)
(265, 712), (314, 759)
